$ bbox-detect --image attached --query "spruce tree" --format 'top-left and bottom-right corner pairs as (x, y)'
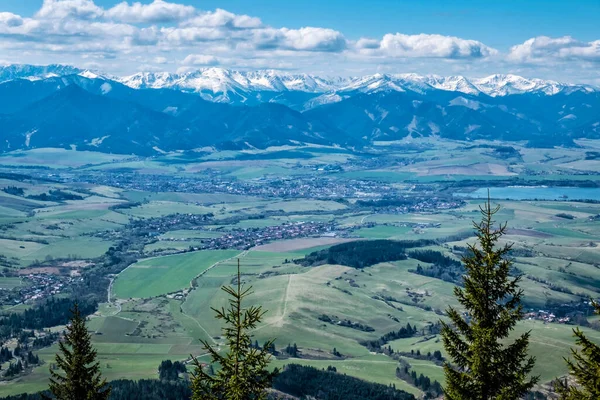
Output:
(441, 197), (538, 400)
(43, 302), (110, 400)
(190, 259), (278, 400)
(555, 301), (600, 399)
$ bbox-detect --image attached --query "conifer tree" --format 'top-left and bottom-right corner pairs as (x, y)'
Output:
(555, 301), (600, 399)
(43, 302), (110, 400)
(441, 196), (538, 399)
(190, 259), (278, 400)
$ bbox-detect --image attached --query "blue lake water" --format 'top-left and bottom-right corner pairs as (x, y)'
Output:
(455, 187), (600, 201)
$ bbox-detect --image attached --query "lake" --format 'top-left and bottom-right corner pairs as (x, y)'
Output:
(455, 187), (600, 201)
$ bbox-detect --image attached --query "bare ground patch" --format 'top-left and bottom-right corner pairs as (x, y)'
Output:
(18, 267), (62, 275)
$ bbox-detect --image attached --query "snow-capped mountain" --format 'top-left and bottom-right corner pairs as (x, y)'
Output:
(469, 74), (595, 97)
(115, 68), (596, 99)
(2, 64), (595, 108)
(0, 64), (598, 155)
(0, 64), (82, 83)
(118, 68), (342, 93)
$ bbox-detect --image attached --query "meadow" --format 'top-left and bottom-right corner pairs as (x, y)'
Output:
(1, 140), (600, 396)
(112, 250), (240, 299)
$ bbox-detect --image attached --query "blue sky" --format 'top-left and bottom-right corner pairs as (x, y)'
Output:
(0, 0), (598, 83)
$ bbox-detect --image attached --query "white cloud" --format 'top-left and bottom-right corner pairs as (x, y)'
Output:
(251, 27), (347, 52)
(159, 26), (229, 44)
(0, 0), (595, 83)
(106, 0), (196, 24)
(358, 33), (497, 59)
(182, 54), (220, 66)
(36, 0), (103, 20)
(180, 54), (295, 70)
(508, 36), (600, 63)
(280, 27), (347, 52)
(0, 12), (24, 27)
(181, 9), (262, 29)
(355, 38), (380, 50)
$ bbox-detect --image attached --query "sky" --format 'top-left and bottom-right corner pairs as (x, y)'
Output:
(0, 0), (598, 83)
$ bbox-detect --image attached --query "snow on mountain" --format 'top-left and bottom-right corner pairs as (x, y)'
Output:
(422, 75), (481, 95)
(0, 64), (81, 83)
(78, 70), (101, 80)
(471, 74), (562, 96)
(1, 65), (597, 105)
(117, 68), (341, 95)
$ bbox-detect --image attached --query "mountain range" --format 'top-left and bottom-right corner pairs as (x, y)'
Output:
(0, 64), (598, 155)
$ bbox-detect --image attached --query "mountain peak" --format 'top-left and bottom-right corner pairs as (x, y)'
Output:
(1, 64), (598, 107)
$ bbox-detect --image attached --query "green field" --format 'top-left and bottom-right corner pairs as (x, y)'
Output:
(2, 139), (600, 396)
(0, 277), (23, 289)
(113, 250), (240, 299)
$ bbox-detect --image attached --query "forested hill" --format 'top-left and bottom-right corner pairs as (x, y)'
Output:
(294, 239), (436, 269)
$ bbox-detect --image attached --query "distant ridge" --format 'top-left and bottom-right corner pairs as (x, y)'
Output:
(0, 64), (598, 155)
(1, 64), (597, 105)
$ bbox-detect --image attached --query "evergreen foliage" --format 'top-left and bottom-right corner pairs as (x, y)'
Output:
(360, 323), (418, 352)
(284, 343), (298, 357)
(295, 239), (435, 268)
(396, 364), (443, 398)
(190, 259), (278, 400)
(26, 351), (40, 365)
(555, 301), (600, 399)
(0, 297), (97, 343)
(43, 302), (110, 400)
(441, 197), (538, 399)
(0, 366), (418, 400)
(0, 379), (192, 400)
(0, 347), (12, 363)
(158, 360), (187, 381)
(4, 361), (23, 378)
(272, 364), (415, 400)
(408, 249), (464, 284)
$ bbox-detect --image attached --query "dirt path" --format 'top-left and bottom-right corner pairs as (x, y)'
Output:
(253, 274), (293, 333)
(179, 250), (249, 346)
(187, 250), (248, 288)
(180, 309), (219, 346)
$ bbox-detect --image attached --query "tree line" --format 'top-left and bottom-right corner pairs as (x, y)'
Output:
(0, 297), (97, 344)
(295, 239), (436, 269)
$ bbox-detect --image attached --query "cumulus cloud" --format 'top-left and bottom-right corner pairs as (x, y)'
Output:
(181, 9), (262, 29)
(358, 33), (497, 59)
(0, 0), (595, 82)
(36, 0), (103, 20)
(355, 38), (380, 50)
(0, 12), (24, 27)
(179, 54), (295, 71)
(106, 0), (196, 24)
(279, 27), (347, 52)
(182, 54), (221, 66)
(159, 26), (229, 44)
(250, 27), (347, 52)
(508, 36), (600, 63)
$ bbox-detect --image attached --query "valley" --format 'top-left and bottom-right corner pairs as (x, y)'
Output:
(0, 138), (599, 398)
